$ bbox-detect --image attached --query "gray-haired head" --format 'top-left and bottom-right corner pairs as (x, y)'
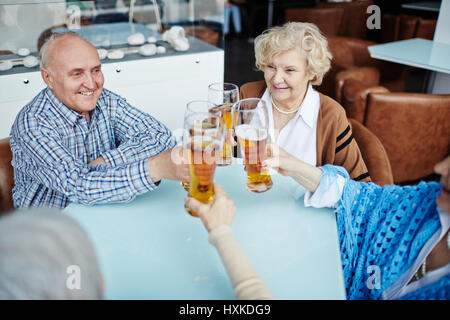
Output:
(0, 208), (103, 300)
(39, 32), (87, 69)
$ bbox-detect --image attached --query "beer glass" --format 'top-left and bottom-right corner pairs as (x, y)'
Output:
(181, 100), (220, 191)
(208, 82), (239, 166)
(233, 98), (273, 193)
(183, 111), (223, 217)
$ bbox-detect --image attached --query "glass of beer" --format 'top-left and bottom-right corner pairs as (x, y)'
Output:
(183, 111), (223, 217)
(181, 100), (221, 191)
(208, 82), (239, 166)
(233, 98), (273, 193)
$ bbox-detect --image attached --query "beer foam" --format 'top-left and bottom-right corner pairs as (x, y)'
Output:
(235, 124), (267, 141)
(188, 135), (221, 150)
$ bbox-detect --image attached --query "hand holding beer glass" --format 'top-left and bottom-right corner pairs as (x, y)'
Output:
(233, 98), (273, 193)
(183, 110), (223, 217)
(208, 82), (239, 166)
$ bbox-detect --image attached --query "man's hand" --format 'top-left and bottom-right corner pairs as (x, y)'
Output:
(88, 156), (106, 166)
(147, 146), (190, 182)
(184, 184), (236, 232)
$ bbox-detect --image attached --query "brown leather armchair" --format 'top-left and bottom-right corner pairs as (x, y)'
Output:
(322, 36), (409, 100)
(340, 78), (389, 123)
(284, 7), (345, 37)
(349, 119), (393, 186)
(381, 14), (436, 43)
(0, 138), (14, 215)
(325, 15), (436, 101)
(341, 83), (450, 184)
(316, 0), (374, 39)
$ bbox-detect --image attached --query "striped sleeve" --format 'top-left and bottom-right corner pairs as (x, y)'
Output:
(101, 94), (176, 166)
(334, 120), (371, 182)
(16, 116), (156, 205)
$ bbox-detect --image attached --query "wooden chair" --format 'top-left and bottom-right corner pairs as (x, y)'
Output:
(0, 138), (14, 215)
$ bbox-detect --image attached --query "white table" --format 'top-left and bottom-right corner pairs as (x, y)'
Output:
(368, 38), (450, 93)
(64, 162), (346, 300)
(401, 1), (441, 12)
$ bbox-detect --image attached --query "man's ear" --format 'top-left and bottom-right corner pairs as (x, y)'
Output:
(41, 68), (54, 89)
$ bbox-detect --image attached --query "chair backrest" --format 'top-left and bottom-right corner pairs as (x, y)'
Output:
(381, 14), (436, 43)
(0, 138), (14, 214)
(415, 18), (437, 40)
(341, 78), (388, 123)
(284, 7), (345, 37)
(364, 93), (450, 183)
(316, 0), (374, 39)
(349, 119), (393, 186)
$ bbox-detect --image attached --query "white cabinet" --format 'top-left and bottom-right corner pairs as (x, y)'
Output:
(0, 37), (224, 138)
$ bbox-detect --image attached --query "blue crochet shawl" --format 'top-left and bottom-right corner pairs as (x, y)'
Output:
(320, 165), (449, 300)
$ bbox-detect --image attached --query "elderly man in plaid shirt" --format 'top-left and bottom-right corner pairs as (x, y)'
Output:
(10, 32), (189, 208)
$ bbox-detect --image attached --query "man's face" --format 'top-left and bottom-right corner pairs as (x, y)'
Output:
(41, 35), (104, 115)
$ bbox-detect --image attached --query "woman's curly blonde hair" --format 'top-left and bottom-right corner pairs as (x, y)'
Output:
(254, 22), (332, 86)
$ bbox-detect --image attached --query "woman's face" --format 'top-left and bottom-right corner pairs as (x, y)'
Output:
(264, 47), (311, 109)
(435, 156), (450, 213)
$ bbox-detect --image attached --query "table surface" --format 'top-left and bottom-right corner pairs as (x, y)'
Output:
(401, 1), (441, 12)
(368, 38), (450, 74)
(64, 161), (346, 300)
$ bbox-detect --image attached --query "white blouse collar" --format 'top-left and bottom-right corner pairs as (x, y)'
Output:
(262, 83), (319, 129)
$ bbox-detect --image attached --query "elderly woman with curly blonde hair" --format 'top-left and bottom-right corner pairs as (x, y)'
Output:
(240, 22), (370, 182)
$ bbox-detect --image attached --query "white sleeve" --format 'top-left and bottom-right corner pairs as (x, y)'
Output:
(304, 174), (346, 208)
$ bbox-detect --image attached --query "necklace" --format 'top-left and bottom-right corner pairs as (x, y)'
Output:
(414, 259), (427, 281)
(447, 231), (450, 249)
(414, 232), (450, 282)
(271, 96), (300, 115)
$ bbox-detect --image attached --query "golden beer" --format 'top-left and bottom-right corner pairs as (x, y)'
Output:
(210, 103), (233, 166)
(185, 138), (218, 217)
(235, 124), (273, 193)
(181, 122), (218, 192)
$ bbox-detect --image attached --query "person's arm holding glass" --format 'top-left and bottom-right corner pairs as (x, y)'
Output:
(188, 142), (449, 300)
(265, 145), (450, 300)
(87, 91), (188, 183)
(184, 184), (274, 300)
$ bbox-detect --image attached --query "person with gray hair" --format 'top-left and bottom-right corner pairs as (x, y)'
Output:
(10, 32), (189, 209)
(0, 209), (103, 299)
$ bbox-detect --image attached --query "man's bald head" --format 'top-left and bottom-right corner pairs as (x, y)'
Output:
(39, 32), (96, 70)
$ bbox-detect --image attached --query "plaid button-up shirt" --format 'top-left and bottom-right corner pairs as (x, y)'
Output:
(10, 87), (176, 208)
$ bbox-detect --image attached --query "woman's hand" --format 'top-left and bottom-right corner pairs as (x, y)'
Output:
(264, 143), (322, 193)
(264, 143), (303, 179)
(184, 184), (236, 232)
